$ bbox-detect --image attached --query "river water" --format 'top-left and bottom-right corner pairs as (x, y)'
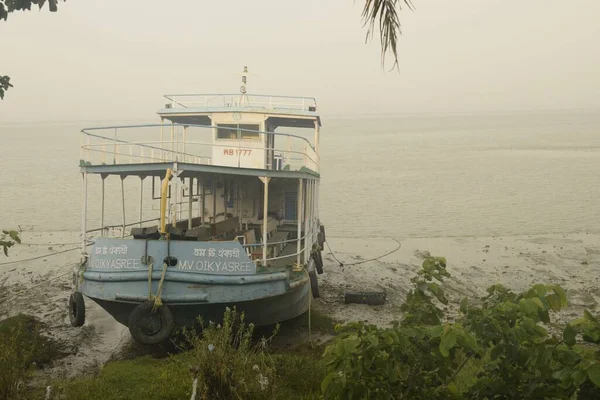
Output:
(1, 110), (599, 238)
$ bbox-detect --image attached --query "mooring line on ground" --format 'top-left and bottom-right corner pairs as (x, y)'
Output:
(0, 247), (79, 266)
(325, 237), (402, 268)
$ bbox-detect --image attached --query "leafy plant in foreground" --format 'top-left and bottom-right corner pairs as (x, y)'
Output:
(322, 256), (600, 399)
(0, 230), (20, 256)
(183, 307), (280, 400)
(322, 257), (480, 399)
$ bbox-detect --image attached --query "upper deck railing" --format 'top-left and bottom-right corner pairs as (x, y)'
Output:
(162, 94), (318, 113)
(79, 123), (319, 174)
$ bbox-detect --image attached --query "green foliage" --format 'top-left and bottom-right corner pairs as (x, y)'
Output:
(0, 314), (63, 400)
(362, 0), (414, 68)
(0, 229), (20, 256)
(182, 306), (280, 399)
(322, 257), (479, 399)
(400, 256), (449, 325)
(322, 256), (600, 399)
(0, 76), (12, 100)
(0, 0), (61, 21)
(56, 308), (325, 400)
(1, 0), (65, 99)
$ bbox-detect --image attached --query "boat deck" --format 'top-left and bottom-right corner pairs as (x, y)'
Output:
(255, 241), (307, 273)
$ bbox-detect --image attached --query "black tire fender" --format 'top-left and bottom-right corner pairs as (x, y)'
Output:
(344, 291), (386, 306)
(320, 224), (326, 243)
(128, 301), (175, 345)
(312, 250), (324, 275)
(308, 270), (320, 299)
(69, 292), (86, 327)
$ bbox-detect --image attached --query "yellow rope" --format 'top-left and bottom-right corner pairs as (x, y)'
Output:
(147, 262), (153, 299)
(153, 262), (168, 311)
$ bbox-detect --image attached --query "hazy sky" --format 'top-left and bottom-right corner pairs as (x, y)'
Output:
(1, 0), (599, 122)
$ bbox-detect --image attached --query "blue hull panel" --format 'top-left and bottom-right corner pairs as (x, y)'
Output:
(88, 281), (310, 328)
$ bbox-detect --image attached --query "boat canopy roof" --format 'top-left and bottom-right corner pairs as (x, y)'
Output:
(157, 93), (321, 129)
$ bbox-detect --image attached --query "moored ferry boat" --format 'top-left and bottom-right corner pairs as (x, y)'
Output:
(70, 68), (326, 344)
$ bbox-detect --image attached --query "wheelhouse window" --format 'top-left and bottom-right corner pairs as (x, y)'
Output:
(216, 124), (260, 140)
(217, 124), (238, 139)
(239, 124), (260, 139)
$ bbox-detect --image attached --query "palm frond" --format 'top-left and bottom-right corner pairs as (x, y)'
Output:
(361, 0), (415, 69)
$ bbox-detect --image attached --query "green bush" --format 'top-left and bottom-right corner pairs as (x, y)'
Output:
(55, 308), (325, 400)
(322, 256), (600, 399)
(181, 307), (280, 399)
(0, 314), (63, 400)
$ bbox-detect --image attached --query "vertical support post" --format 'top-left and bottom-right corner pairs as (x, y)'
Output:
(310, 180), (314, 254)
(259, 177), (271, 267)
(100, 175), (105, 237)
(238, 178), (242, 231)
(81, 172), (88, 253)
(314, 120), (320, 173)
(121, 176), (126, 238)
(178, 174), (183, 222)
(304, 179), (310, 261)
(188, 177), (193, 229)
(296, 178), (303, 266)
(212, 178), (216, 223)
(196, 178), (200, 218)
(223, 176), (227, 221)
(139, 177), (144, 228)
(313, 180), (316, 244)
(201, 177), (206, 222)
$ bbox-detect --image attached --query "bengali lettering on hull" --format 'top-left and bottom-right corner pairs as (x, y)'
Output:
(88, 238), (257, 275)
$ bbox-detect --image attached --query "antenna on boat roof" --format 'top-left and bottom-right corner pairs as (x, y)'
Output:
(239, 66), (249, 106)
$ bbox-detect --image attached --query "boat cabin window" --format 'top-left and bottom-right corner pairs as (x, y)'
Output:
(216, 124), (260, 140)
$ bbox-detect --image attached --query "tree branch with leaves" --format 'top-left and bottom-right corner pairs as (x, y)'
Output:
(362, 0), (415, 69)
(1, 0), (414, 99)
(0, 0), (63, 99)
(1, 230), (21, 256)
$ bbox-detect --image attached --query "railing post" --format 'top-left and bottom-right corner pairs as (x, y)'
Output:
(86, 135), (91, 164)
(183, 125), (187, 163)
(160, 121), (165, 161)
(304, 144), (307, 170)
(170, 123), (175, 162)
(188, 177), (193, 229)
(100, 175), (105, 236)
(113, 128), (118, 164)
(121, 176), (126, 239)
(139, 177), (144, 227)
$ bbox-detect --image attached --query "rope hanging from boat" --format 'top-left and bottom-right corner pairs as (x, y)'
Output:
(152, 262), (168, 310)
(325, 237), (402, 268)
(143, 237), (170, 311)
